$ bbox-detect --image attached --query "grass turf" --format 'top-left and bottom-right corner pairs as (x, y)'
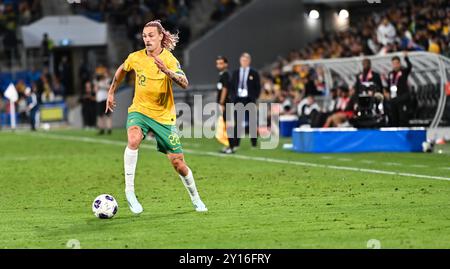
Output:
(0, 129), (449, 249)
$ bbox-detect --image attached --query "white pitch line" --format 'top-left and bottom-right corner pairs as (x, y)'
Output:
(15, 132), (450, 182)
(382, 162), (402, 166)
(410, 164), (429, 168)
(337, 158), (352, 162)
(0, 155), (65, 161)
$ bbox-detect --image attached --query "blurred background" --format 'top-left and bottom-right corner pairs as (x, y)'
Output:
(0, 0), (449, 143)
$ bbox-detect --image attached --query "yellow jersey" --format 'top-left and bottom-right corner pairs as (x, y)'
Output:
(123, 48), (185, 125)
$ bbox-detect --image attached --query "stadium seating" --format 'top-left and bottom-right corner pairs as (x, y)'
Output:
(0, 70), (42, 93)
(263, 0), (449, 129)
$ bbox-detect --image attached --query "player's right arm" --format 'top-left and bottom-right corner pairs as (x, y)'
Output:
(105, 64), (128, 113)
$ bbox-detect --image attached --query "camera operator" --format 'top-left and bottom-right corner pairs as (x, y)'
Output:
(354, 58), (383, 95)
(350, 58), (388, 128)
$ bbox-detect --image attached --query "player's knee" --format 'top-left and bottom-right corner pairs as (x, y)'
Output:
(127, 127), (142, 149)
(171, 158), (183, 169)
(171, 158), (187, 174)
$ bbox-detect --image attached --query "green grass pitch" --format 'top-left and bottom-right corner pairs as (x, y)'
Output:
(0, 129), (449, 249)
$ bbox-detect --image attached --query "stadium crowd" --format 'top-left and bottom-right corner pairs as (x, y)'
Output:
(0, 0), (42, 66)
(71, 0), (194, 50)
(70, 0), (250, 51)
(281, 0), (449, 63)
(258, 0), (449, 129)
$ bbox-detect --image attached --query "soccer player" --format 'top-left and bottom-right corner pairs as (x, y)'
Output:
(105, 20), (207, 214)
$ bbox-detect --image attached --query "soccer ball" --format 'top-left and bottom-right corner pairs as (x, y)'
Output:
(422, 141), (434, 153)
(92, 194), (118, 219)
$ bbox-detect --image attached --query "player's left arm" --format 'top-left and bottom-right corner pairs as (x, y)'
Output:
(154, 56), (189, 89)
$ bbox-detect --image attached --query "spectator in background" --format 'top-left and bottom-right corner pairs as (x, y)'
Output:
(229, 52), (261, 150)
(304, 71), (321, 96)
(259, 75), (277, 102)
(297, 95), (320, 126)
(40, 75), (55, 102)
(41, 33), (53, 67)
(315, 66), (327, 94)
(57, 56), (71, 96)
(387, 52), (412, 127)
(36, 66), (52, 103)
(95, 63), (107, 77)
(326, 88), (339, 115)
(309, 87), (339, 127)
(428, 32), (441, 54)
(78, 59), (91, 86)
(323, 86), (356, 128)
(15, 79), (27, 96)
(18, 1), (32, 25)
(377, 17), (397, 47)
(277, 91), (296, 116)
(52, 76), (65, 98)
(25, 86), (39, 131)
(81, 80), (96, 129)
(94, 70), (112, 135)
(270, 65), (287, 90)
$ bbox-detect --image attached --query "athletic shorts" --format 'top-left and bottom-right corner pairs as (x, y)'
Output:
(126, 112), (183, 154)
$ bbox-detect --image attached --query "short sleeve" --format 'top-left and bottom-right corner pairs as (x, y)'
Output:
(222, 72), (231, 89)
(123, 54), (133, 72)
(168, 58), (185, 76)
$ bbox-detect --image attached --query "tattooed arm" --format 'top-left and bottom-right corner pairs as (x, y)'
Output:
(163, 68), (189, 89)
(153, 56), (189, 89)
(105, 64), (128, 113)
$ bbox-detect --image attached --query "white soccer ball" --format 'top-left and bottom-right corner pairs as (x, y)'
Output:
(42, 123), (51, 131)
(92, 194), (118, 219)
(422, 141), (434, 153)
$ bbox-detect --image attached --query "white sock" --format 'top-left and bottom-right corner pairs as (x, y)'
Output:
(124, 147), (138, 193)
(179, 167), (200, 201)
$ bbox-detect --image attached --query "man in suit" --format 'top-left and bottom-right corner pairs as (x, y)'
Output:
(229, 52), (261, 151)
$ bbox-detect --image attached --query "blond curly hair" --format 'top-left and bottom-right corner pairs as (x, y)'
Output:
(144, 20), (179, 52)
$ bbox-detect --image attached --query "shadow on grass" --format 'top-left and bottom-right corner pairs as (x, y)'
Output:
(36, 209), (198, 238)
